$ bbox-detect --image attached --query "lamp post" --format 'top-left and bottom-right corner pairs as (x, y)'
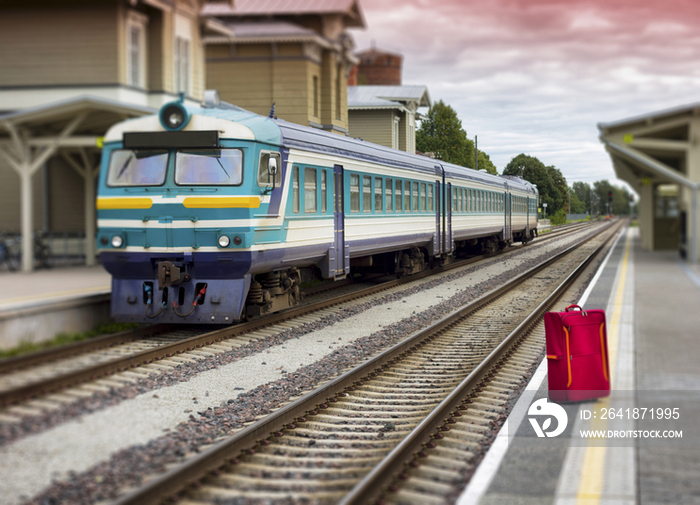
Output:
(543, 202), (548, 219)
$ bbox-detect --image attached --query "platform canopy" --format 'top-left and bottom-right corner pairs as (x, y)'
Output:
(598, 103), (700, 263)
(0, 96), (154, 271)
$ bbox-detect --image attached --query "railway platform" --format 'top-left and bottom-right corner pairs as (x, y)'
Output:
(460, 226), (700, 505)
(0, 265), (111, 349)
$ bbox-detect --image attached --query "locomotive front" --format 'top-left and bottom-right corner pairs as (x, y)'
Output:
(96, 100), (283, 323)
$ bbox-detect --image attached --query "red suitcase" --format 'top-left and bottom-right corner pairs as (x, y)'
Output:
(544, 304), (610, 402)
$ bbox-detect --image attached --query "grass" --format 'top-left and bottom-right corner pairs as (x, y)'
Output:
(0, 322), (141, 360)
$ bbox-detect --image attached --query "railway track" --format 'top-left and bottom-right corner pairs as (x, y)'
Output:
(111, 220), (623, 505)
(0, 221), (598, 411)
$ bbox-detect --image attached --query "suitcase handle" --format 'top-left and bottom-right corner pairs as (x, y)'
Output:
(565, 304), (587, 316)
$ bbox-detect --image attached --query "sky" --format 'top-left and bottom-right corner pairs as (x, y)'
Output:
(348, 0), (700, 191)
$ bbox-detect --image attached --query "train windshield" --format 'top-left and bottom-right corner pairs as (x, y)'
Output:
(175, 149), (243, 185)
(107, 149), (168, 186)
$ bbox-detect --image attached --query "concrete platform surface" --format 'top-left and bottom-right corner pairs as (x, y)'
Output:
(0, 266), (112, 349)
(460, 226), (700, 505)
(0, 265), (110, 310)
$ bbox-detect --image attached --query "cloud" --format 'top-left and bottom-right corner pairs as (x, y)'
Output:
(350, 0), (700, 187)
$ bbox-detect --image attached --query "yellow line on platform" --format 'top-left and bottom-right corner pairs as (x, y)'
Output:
(575, 229), (630, 504)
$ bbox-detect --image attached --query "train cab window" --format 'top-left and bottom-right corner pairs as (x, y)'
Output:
(293, 167), (300, 213)
(395, 180), (402, 212)
(350, 174), (360, 213)
(412, 182), (419, 212)
(386, 178), (393, 213)
(375, 177), (383, 213)
(175, 149), (243, 185)
(420, 183), (426, 211)
(107, 149), (168, 186)
(321, 170), (327, 213)
(363, 175), (371, 213)
(428, 184), (434, 212)
(304, 167), (317, 213)
(257, 152), (282, 187)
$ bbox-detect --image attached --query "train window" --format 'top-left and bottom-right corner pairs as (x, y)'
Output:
(175, 149), (243, 185)
(305, 168), (317, 213)
(428, 184), (434, 212)
(395, 180), (402, 213)
(404, 182), (411, 212)
(293, 167), (300, 213)
(386, 178), (393, 213)
(321, 170), (327, 213)
(350, 174), (360, 213)
(452, 188), (457, 212)
(363, 175), (371, 213)
(468, 189), (472, 213)
(375, 177), (383, 213)
(420, 183), (426, 212)
(107, 149), (168, 186)
(412, 182), (419, 212)
(257, 152), (282, 187)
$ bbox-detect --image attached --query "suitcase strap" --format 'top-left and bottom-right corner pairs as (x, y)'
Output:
(599, 322), (609, 382)
(564, 327), (572, 387)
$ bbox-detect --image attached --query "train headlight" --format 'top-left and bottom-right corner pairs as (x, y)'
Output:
(217, 235), (231, 248)
(111, 235), (124, 248)
(159, 101), (190, 131)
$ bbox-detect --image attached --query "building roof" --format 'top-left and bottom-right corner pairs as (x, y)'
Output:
(347, 85), (431, 111)
(598, 101), (700, 133)
(201, 0), (366, 28)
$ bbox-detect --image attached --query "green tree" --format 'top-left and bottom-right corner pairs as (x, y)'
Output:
(546, 165), (567, 214)
(568, 190), (586, 214)
(572, 181), (592, 214)
(503, 154), (559, 216)
(476, 151), (498, 175)
(416, 100), (474, 167)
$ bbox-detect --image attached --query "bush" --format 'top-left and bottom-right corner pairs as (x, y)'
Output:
(550, 209), (568, 226)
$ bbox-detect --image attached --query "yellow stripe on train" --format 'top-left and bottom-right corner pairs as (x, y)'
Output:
(96, 197), (153, 210)
(182, 197), (261, 209)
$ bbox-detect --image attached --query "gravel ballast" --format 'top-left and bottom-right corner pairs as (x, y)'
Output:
(0, 226), (610, 505)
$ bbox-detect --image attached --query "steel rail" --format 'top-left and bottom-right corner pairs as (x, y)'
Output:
(0, 220), (602, 406)
(112, 220), (618, 505)
(340, 221), (623, 505)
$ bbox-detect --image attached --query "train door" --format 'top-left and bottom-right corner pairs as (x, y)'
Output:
(435, 180), (442, 256)
(525, 196), (530, 240)
(505, 191), (512, 243)
(446, 182), (454, 253)
(332, 164), (349, 278)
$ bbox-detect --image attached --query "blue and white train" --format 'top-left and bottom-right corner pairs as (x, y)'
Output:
(96, 98), (538, 324)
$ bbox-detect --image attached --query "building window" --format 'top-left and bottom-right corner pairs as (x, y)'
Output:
(394, 118), (400, 150)
(174, 14), (192, 95)
(126, 12), (147, 88)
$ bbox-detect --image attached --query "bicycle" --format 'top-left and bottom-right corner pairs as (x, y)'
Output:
(0, 233), (20, 271)
(0, 232), (52, 270)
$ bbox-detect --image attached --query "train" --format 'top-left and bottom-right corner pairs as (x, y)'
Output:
(96, 96), (538, 324)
